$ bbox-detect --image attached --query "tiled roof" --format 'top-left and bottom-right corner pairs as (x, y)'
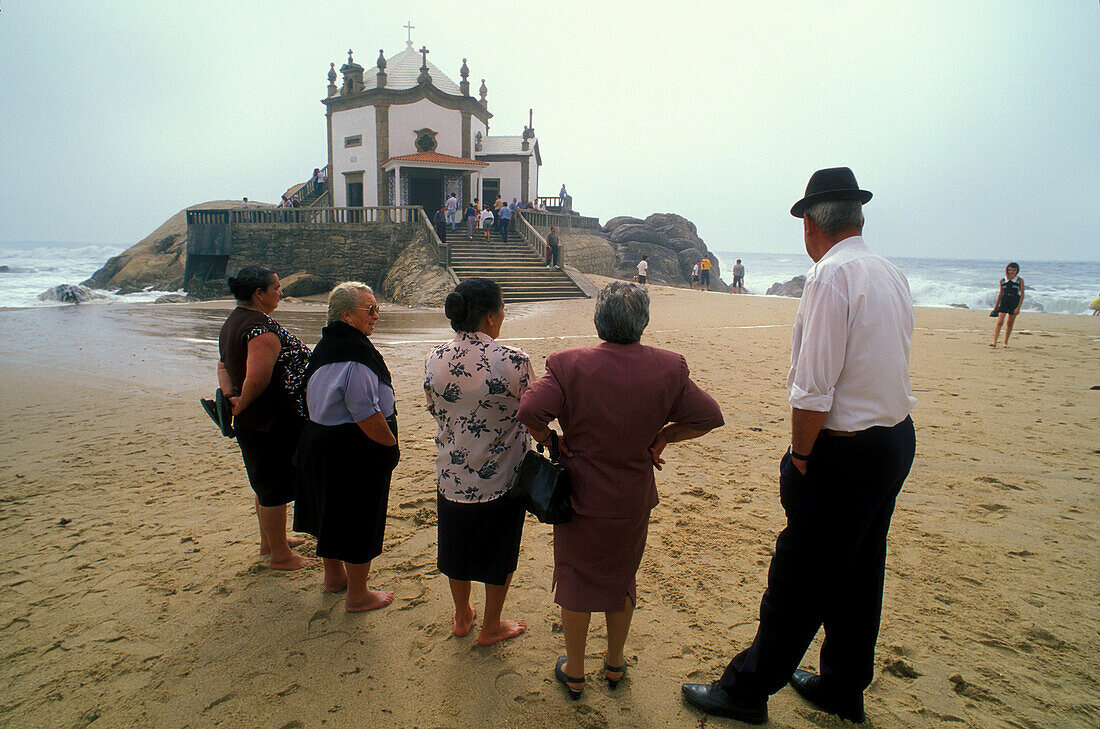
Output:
(477, 135), (536, 156)
(382, 152), (488, 166)
(362, 42), (463, 94)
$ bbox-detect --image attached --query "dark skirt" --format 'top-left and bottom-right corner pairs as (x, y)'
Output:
(995, 295), (1021, 315)
(553, 512), (650, 613)
(294, 418), (399, 564)
(236, 415), (304, 507)
(437, 493), (525, 586)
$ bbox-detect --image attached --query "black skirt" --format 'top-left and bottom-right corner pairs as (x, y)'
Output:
(294, 418), (399, 564)
(236, 415), (304, 507)
(437, 493), (525, 586)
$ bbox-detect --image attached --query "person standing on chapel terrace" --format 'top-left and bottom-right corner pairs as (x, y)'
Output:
(682, 167), (917, 725)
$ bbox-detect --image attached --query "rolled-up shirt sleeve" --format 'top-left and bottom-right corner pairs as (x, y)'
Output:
(788, 277), (849, 412)
(668, 356), (724, 430)
(343, 362), (383, 422)
(517, 356), (564, 430)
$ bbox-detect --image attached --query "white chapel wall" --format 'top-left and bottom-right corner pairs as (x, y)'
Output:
(330, 106), (377, 207)
(389, 100), (462, 157)
(528, 158), (539, 202)
(479, 160), (522, 202)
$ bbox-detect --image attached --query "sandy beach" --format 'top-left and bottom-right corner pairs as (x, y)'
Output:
(1, 282), (1097, 729)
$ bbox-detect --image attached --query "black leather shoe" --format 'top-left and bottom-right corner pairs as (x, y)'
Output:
(681, 682), (767, 724)
(789, 669), (865, 723)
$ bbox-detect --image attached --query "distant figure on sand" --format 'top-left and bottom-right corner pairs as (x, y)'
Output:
(732, 259), (745, 294)
(519, 281), (723, 701)
(691, 261), (700, 290)
(425, 279), (532, 646)
(699, 256), (712, 291)
(636, 256), (648, 287)
(294, 283), (398, 612)
(990, 262), (1024, 347)
(217, 265), (313, 571)
(683, 167), (916, 725)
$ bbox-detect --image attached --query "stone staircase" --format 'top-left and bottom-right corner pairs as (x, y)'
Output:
(448, 235), (589, 303)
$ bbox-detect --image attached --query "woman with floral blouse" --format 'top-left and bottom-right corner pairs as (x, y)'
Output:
(424, 278), (533, 645)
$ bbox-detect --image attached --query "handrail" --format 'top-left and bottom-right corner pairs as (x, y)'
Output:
(190, 206), (425, 225)
(514, 211), (551, 266)
(285, 164), (330, 207)
(522, 209), (601, 232)
(415, 206), (449, 268)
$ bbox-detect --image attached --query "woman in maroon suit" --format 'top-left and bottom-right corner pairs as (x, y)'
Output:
(518, 281), (724, 700)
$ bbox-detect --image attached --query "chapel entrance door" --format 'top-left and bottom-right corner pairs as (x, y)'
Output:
(482, 179), (500, 209)
(409, 176), (442, 217)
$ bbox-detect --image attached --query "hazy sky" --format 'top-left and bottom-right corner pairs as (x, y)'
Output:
(1, 1), (1096, 261)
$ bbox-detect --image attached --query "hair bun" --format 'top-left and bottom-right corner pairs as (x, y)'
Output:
(444, 291), (468, 322)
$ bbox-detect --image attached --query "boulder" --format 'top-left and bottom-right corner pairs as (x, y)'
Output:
(610, 223), (667, 246)
(38, 284), (104, 304)
(281, 273), (334, 298)
(644, 213), (703, 247)
(154, 293), (191, 304)
(0, 265), (9, 273)
(613, 243), (681, 286)
(379, 227), (454, 306)
(766, 276), (806, 298)
(552, 232), (615, 275)
(115, 283), (147, 295)
(666, 237), (705, 253)
(949, 303), (969, 309)
(600, 216), (646, 235)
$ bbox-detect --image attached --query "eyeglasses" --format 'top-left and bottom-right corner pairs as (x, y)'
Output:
(353, 306), (380, 315)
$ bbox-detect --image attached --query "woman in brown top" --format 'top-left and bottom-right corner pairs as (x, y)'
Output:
(518, 281), (724, 700)
(218, 265), (313, 570)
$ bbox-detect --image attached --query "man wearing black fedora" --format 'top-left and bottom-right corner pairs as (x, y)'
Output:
(682, 167), (917, 724)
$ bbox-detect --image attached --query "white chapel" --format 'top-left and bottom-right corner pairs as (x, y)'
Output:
(323, 36), (541, 212)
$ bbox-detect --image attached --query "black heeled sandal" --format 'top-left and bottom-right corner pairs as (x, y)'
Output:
(555, 656), (585, 700)
(604, 661), (626, 689)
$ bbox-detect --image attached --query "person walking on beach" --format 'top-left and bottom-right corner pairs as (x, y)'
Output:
(425, 279), (532, 646)
(990, 262), (1024, 347)
(218, 265), (314, 571)
(732, 259), (746, 294)
(294, 283), (398, 612)
(636, 256), (649, 287)
(699, 256), (713, 291)
(682, 167), (917, 725)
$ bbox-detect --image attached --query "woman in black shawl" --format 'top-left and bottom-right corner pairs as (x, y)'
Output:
(295, 282), (399, 612)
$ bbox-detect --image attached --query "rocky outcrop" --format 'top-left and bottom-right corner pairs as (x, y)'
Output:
(83, 200), (257, 293)
(379, 228), (454, 306)
(598, 212), (727, 291)
(154, 293), (191, 304)
(38, 284), (105, 304)
(766, 276), (806, 298)
(281, 273), (334, 298)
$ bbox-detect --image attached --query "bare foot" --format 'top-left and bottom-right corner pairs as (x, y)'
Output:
(260, 536), (306, 556)
(989, 343), (996, 347)
(323, 579), (348, 593)
(453, 605), (477, 637)
(346, 589), (394, 613)
(477, 618), (526, 646)
(268, 553), (316, 571)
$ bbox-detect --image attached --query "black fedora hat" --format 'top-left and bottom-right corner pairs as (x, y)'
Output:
(790, 167), (872, 217)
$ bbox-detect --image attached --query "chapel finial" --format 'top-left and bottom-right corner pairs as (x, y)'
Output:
(348, 49), (354, 64)
(459, 58), (470, 96)
(377, 49), (386, 71)
(417, 46), (431, 85)
(479, 78), (488, 108)
(327, 62), (338, 97)
(376, 49), (388, 89)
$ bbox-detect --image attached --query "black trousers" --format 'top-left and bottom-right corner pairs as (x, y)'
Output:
(719, 416), (915, 702)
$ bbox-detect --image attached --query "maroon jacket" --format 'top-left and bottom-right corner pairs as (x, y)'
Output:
(518, 342), (723, 518)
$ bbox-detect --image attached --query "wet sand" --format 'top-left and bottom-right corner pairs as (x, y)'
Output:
(0, 285), (1097, 728)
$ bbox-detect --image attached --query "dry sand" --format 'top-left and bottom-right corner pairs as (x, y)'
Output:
(1, 282), (1097, 728)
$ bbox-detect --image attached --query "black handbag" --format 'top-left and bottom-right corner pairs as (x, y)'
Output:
(511, 432), (572, 524)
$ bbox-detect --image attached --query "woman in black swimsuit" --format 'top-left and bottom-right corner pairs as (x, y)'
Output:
(991, 262), (1024, 348)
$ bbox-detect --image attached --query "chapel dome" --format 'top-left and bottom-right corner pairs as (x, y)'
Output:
(366, 41), (462, 94)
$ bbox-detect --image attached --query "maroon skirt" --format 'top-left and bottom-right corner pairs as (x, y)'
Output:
(552, 512), (649, 613)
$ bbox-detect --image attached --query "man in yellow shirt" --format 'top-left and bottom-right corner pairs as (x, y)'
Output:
(699, 257), (713, 291)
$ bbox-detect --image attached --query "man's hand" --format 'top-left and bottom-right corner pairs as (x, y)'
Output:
(648, 432), (668, 470)
(791, 454), (808, 476)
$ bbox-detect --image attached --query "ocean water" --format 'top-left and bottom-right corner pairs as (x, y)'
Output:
(0, 240), (179, 308)
(713, 251), (1100, 316)
(1, 239), (1097, 315)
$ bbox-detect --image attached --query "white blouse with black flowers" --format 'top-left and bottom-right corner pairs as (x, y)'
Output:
(424, 331), (533, 503)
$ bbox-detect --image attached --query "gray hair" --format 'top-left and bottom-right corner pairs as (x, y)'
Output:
(594, 281), (650, 344)
(327, 281), (374, 324)
(804, 199), (864, 235)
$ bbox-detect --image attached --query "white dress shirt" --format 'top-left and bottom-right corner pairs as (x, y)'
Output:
(787, 236), (916, 431)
